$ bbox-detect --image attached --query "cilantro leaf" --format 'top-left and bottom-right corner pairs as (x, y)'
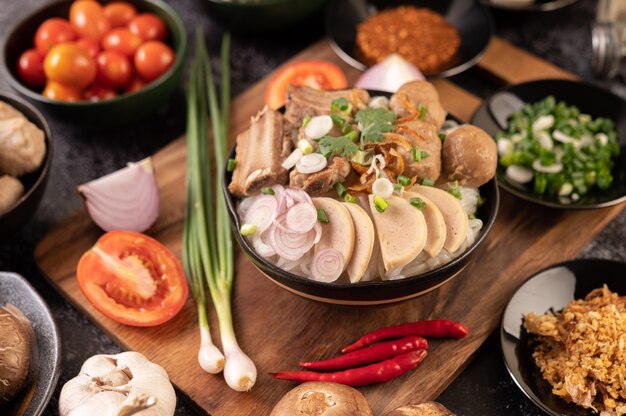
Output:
(355, 107), (397, 142)
(318, 135), (359, 157)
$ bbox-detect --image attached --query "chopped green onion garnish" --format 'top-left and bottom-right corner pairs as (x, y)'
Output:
(261, 187), (275, 195)
(331, 114), (345, 128)
(446, 181), (462, 200)
(351, 149), (373, 165)
(394, 183), (402, 190)
(421, 178), (435, 186)
(397, 175), (411, 186)
(438, 133), (446, 142)
(240, 223), (257, 236)
(418, 106), (427, 120)
(317, 208), (329, 223)
(227, 158), (237, 172)
(301, 116), (311, 128)
(297, 139), (313, 155)
(331, 97), (352, 115)
(373, 195), (388, 213)
(409, 197), (426, 210)
(334, 182), (346, 197)
(344, 194), (358, 203)
(346, 130), (358, 141)
(411, 147), (430, 162)
(341, 123), (353, 135)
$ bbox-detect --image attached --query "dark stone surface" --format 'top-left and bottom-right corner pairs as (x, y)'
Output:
(0, 0), (623, 414)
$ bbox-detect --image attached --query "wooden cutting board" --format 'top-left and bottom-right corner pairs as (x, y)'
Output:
(35, 37), (624, 415)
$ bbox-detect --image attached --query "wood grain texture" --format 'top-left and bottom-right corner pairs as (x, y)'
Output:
(35, 37), (625, 415)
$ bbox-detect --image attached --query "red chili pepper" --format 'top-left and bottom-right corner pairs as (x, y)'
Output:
(300, 336), (428, 371)
(272, 349), (427, 387)
(342, 319), (469, 353)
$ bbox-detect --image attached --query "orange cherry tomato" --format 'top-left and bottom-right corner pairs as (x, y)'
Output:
(70, 0), (111, 41)
(34, 18), (77, 55)
(128, 13), (166, 42)
(96, 50), (132, 88)
(17, 49), (46, 88)
(44, 43), (96, 89)
(42, 81), (82, 102)
(134, 41), (174, 82)
(124, 76), (146, 93)
(265, 60), (348, 109)
(101, 28), (142, 58)
(76, 231), (189, 327)
(75, 37), (101, 59)
(103, 2), (137, 27)
(83, 83), (118, 101)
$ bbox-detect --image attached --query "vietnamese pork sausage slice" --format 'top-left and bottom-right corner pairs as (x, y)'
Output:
(403, 191), (446, 257)
(312, 197), (355, 271)
(441, 124), (497, 187)
(369, 195), (427, 272)
(411, 185), (468, 253)
(342, 202), (375, 283)
(389, 81), (446, 129)
(395, 119), (442, 181)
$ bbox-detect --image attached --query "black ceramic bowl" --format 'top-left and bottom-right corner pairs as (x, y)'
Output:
(326, 0), (493, 77)
(480, 0), (579, 12)
(471, 79), (626, 209)
(1, 0), (186, 125)
(203, 0), (329, 34)
(0, 92), (53, 236)
(223, 93), (499, 306)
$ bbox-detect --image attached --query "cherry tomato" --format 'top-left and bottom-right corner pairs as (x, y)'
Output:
(103, 2), (137, 27)
(34, 18), (77, 55)
(42, 81), (82, 102)
(44, 43), (96, 89)
(76, 231), (189, 327)
(134, 41), (174, 82)
(96, 50), (132, 88)
(265, 60), (348, 109)
(83, 83), (117, 101)
(124, 76), (146, 93)
(128, 13), (166, 42)
(75, 37), (101, 59)
(70, 0), (111, 41)
(101, 28), (142, 58)
(17, 49), (46, 88)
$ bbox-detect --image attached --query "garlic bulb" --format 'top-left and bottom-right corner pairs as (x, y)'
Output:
(59, 352), (175, 416)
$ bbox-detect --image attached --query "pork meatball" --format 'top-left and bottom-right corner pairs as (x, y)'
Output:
(390, 81), (446, 130)
(441, 124), (497, 187)
(0, 175), (24, 215)
(397, 120), (441, 181)
(0, 102), (46, 177)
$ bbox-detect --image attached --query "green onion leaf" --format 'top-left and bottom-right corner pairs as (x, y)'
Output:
(301, 116), (311, 128)
(397, 175), (411, 186)
(334, 182), (346, 197)
(438, 133), (446, 142)
(240, 224), (257, 236)
(445, 181), (462, 200)
(421, 178), (435, 186)
(394, 183), (402, 190)
(373, 195), (389, 212)
(227, 158), (237, 172)
(418, 106), (427, 120)
(409, 197), (426, 210)
(344, 194), (358, 203)
(317, 208), (329, 223)
(261, 187), (275, 195)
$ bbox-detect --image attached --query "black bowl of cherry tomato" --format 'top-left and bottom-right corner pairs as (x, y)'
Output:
(1, 0), (187, 125)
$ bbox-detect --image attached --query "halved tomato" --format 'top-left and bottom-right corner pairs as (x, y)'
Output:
(265, 60), (348, 110)
(77, 231), (188, 327)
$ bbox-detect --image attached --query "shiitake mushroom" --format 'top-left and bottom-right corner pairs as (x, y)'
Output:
(0, 305), (31, 405)
(270, 382), (373, 416)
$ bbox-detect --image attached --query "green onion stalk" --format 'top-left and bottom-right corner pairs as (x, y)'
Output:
(183, 28), (256, 391)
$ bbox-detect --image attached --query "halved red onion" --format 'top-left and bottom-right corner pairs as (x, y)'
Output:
(78, 158), (160, 233)
(355, 54), (425, 93)
(310, 248), (344, 283)
(296, 153), (327, 174)
(268, 223), (317, 261)
(244, 195), (278, 233)
(285, 203), (317, 233)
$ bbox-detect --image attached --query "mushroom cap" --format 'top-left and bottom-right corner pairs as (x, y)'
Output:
(0, 305), (31, 404)
(270, 382), (373, 416)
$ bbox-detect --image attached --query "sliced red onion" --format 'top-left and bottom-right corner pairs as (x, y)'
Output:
(252, 234), (276, 258)
(244, 195), (278, 233)
(268, 224), (317, 261)
(354, 54), (425, 93)
(304, 115), (333, 139)
(286, 203), (317, 233)
(310, 248), (344, 283)
(296, 153), (327, 174)
(372, 177), (394, 198)
(282, 148), (303, 170)
(284, 187), (312, 204)
(313, 221), (322, 244)
(78, 158), (160, 233)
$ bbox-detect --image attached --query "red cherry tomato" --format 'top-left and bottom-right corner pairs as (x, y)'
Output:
(101, 28), (142, 58)
(44, 43), (96, 89)
(75, 37), (101, 59)
(42, 81), (82, 102)
(17, 49), (46, 88)
(128, 13), (167, 42)
(34, 18), (77, 55)
(70, 0), (111, 41)
(103, 2), (137, 27)
(83, 83), (118, 101)
(134, 41), (174, 82)
(124, 76), (146, 93)
(96, 50), (132, 88)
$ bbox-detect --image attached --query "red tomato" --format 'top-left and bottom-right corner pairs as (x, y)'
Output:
(44, 43), (96, 89)
(128, 13), (166, 42)
(17, 49), (46, 88)
(96, 50), (132, 88)
(103, 2), (137, 27)
(76, 231), (188, 327)
(70, 0), (111, 41)
(101, 28), (142, 58)
(83, 83), (117, 101)
(124, 76), (146, 93)
(34, 18), (77, 54)
(265, 60), (348, 109)
(42, 81), (82, 102)
(75, 37), (101, 59)
(134, 41), (174, 82)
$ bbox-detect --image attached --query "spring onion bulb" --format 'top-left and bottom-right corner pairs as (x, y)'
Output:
(506, 165), (534, 184)
(552, 130), (576, 144)
(532, 159), (563, 174)
(296, 153), (327, 174)
(297, 139), (314, 155)
(532, 115), (554, 132)
(282, 148), (303, 170)
(369, 96), (389, 109)
(372, 177), (394, 198)
(536, 131), (553, 150)
(304, 115), (333, 139)
(355, 54), (425, 92)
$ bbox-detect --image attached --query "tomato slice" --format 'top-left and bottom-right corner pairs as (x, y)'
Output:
(265, 60), (348, 110)
(77, 231), (188, 327)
